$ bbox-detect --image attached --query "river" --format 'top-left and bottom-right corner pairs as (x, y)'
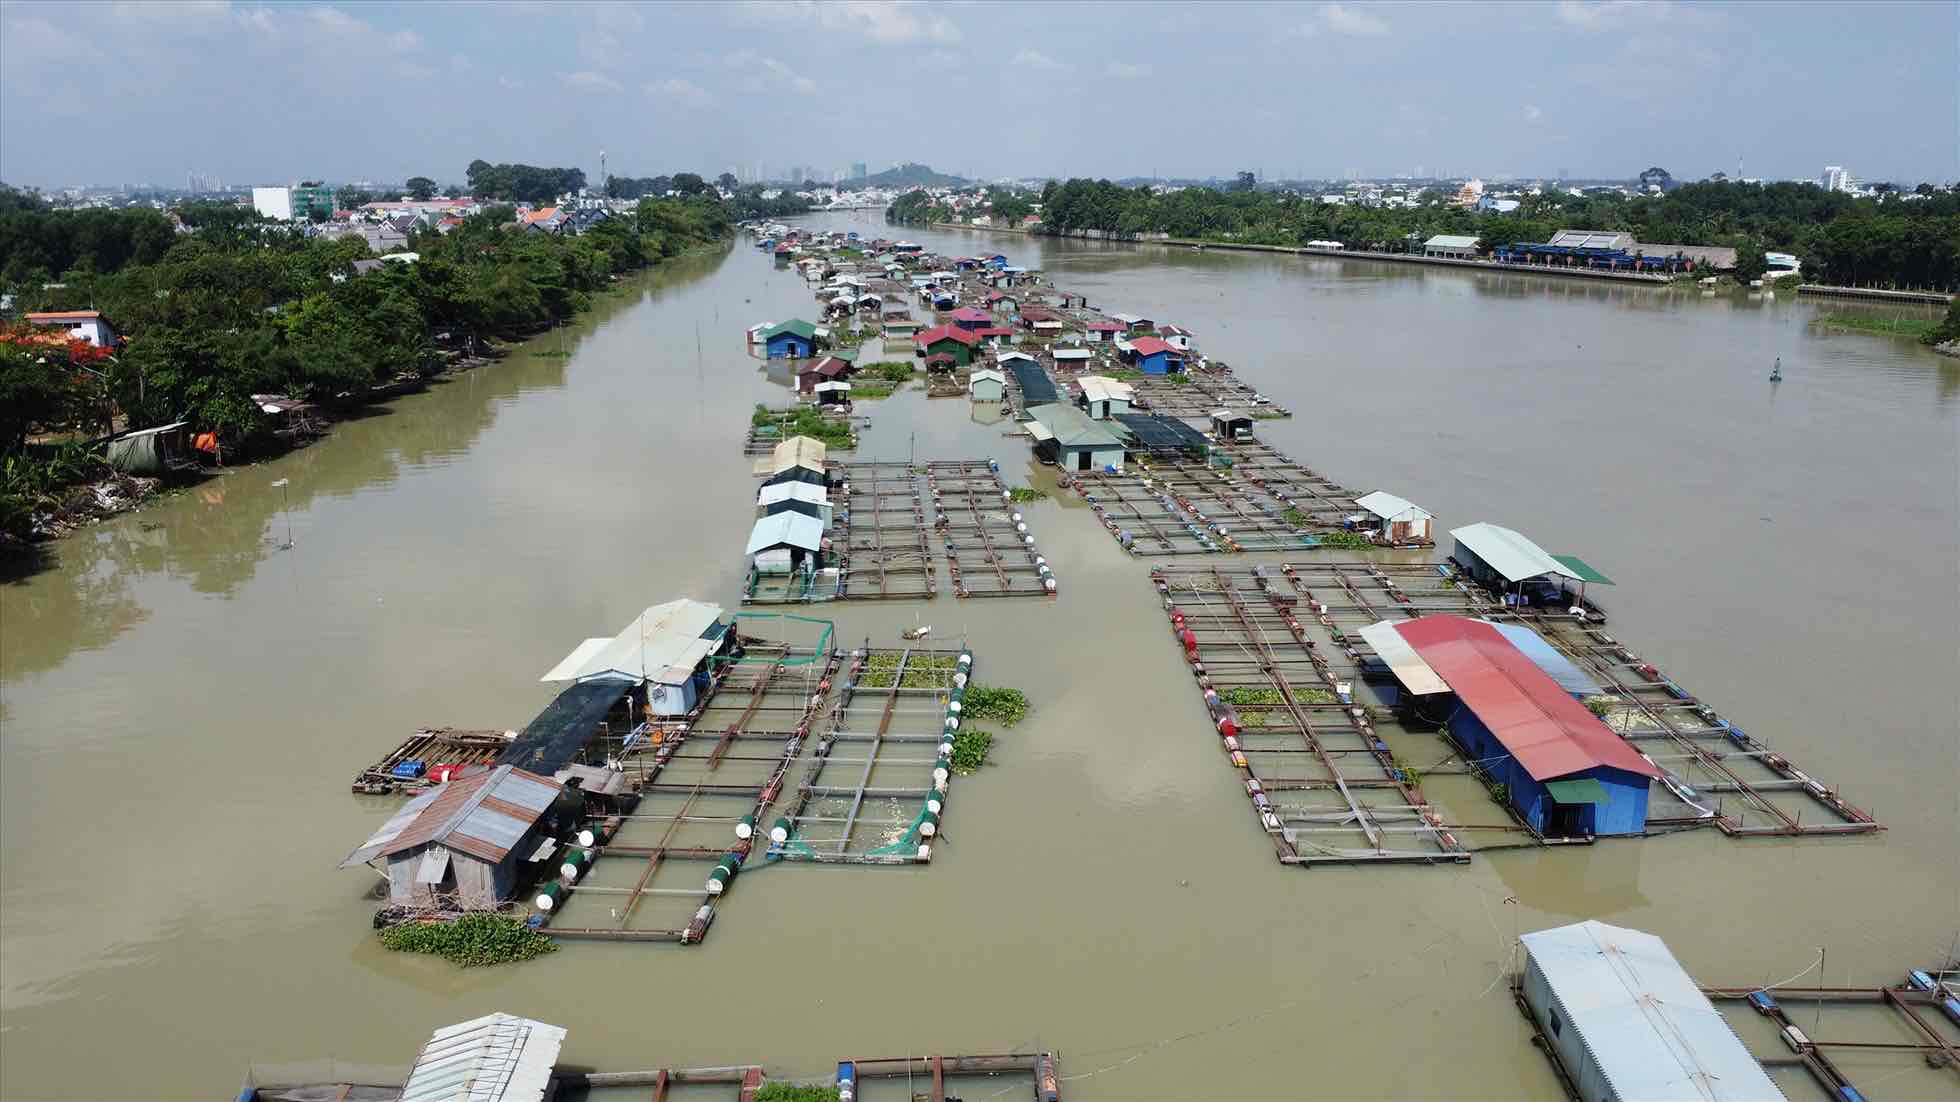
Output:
(2, 217), (1955, 1100)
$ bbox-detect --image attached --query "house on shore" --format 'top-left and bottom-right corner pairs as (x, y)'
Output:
(24, 309), (118, 347)
(1423, 234), (1481, 259)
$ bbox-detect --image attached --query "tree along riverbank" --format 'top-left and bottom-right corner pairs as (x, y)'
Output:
(1, 194), (735, 554)
(893, 178), (1960, 291)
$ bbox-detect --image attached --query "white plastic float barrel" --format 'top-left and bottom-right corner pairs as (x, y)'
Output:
(933, 765), (950, 784)
(1044, 578), (1057, 592)
(575, 827), (599, 848)
(559, 847), (593, 881)
(735, 813), (757, 840)
(957, 652), (972, 668)
(916, 844), (932, 861)
(949, 700), (962, 714)
(927, 795), (944, 815)
(535, 882), (565, 911)
(770, 817), (792, 844)
(919, 811), (940, 837)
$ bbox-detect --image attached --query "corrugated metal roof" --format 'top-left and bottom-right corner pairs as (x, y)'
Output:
(1551, 554), (1614, 585)
(540, 599), (725, 685)
(771, 435), (827, 474)
(756, 480), (828, 507)
(1354, 490), (1433, 522)
(1394, 617), (1658, 781)
(401, 1013), (567, 1102)
(1424, 234), (1481, 249)
(1077, 375), (1134, 403)
(1451, 522), (1581, 584)
(1026, 403), (1123, 448)
(1024, 421), (1055, 442)
(747, 512), (824, 554)
(1548, 229), (1633, 250)
(1520, 921), (1785, 1102)
(1358, 621), (1450, 695)
(1482, 621), (1603, 697)
(340, 766), (565, 867)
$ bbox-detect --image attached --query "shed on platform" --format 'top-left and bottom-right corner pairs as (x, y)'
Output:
(1392, 616), (1658, 837)
(1210, 408), (1254, 441)
(1026, 402), (1126, 471)
(401, 1013), (568, 1102)
(538, 597), (731, 717)
(1450, 521), (1603, 605)
(339, 765), (573, 909)
(1075, 375), (1134, 419)
(1518, 921), (1785, 1102)
(1353, 490), (1434, 544)
(968, 367), (1006, 402)
(757, 479), (833, 528)
(746, 511), (825, 575)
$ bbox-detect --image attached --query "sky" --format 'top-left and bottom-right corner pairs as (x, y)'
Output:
(2, 0), (1955, 190)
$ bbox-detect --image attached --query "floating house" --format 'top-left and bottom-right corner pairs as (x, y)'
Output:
(770, 435), (828, 479)
(1025, 402), (1126, 472)
(1370, 616), (1658, 837)
(1450, 522), (1612, 607)
(758, 479), (834, 528)
(813, 380), (851, 408)
(339, 764), (575, 910)
(968, 368), (1006, 402)
(747, 511), (826, 576)
(1352, 490), (1434, 544)
(1075, 375), (1134, 420)
(761, 319), (819, 359)
(1050, 347), (1092, 368)
(1158, 324), (1197, 352)
(915, 324), (981, 367)
(1210, 409), (1254, 442)
(401, 1014), (568, 1102)
(1110, 312), (1153, 333)
(1517, 921), (1786, 1102)
(539, 597), (732, 717)
(1083, 320), (1125, 343)
(1123, 336), (1184, 375)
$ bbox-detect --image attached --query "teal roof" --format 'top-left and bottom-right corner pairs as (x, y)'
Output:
(1551, 554), (1614, 585)
(764, 319), (817, 341)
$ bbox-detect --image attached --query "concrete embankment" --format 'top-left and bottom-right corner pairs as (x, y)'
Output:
(1795, 284), (1953, 305)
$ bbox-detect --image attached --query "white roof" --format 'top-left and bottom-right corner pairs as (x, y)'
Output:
(772, 435), (827, 473)
(969, 368), (1005, 384)
(401, 1013), (567, 1102)
(1024, 421), (1055, 442)
(996, 351), (1037, 364)
(747, 512), (824, 554)
(1425, 234), (1481, 249)
(1520, 921), (1786, 1102)
(1052, 348), (1092, 361)
(541, 598), (724, 685)
(1211, 408), (1250, 422)
(1111, 312), (1148, 324)
(1354, 490), (1433, 522)
(1077, 375), (1134, 403)
(1357, 621), (1450, 696)
(756, 480), (829, 508)
(1451, 521), (1580, 584)
(813, 380), (851, 393)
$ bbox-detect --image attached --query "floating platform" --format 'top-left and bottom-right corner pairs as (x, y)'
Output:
(559, 1049), (1060, 1100)
(352, 728), (513, 794)
(1124, 369), (1292, 420)
(926, 460), (1058, 597)
(1700, 970), (1960, 1099)
(744, 409), (860, 455)
(834, 461), (939, 600)
(771, 642), (972, 863)
(1065, 449), (1363, 556)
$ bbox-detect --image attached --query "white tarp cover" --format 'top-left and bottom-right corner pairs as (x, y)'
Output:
(746, 512), (823, 554)
(1355, 490), (1433, 522)
(756, 481), (828, 508)
(1359, 621), (1450, 696)
(1451, 522), (1581, 584)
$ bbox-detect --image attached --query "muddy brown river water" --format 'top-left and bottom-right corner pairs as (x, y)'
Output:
(2, 216), (1956, 1100)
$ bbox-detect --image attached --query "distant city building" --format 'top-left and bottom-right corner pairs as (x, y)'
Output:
(851, 162), (868, 179)
(1821, 165), (1858, 193)
(251, 183), (333, 222)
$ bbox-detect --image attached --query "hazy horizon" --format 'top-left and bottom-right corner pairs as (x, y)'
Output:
(3, 0), (1955, 190)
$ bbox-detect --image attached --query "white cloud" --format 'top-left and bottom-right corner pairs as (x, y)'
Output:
(593, 3), (645, 32)
(1105, 61), (1152, 79)
(647, 77), (713, 106)
(497, 74), (525, 89)
(1012, 49), (1060, 70)
(719, 48), (818, 94)
(307, 6), (362, 33)
(561, 70), (623, 93)
(1554, 0), (1671, 31)
(736, 1), (960, 44)
(1522, 103), (1543, 122)
(1319, 3), (1388, 36)
(387, 29), (422, 53)
(106, 1), (231, 26)
(578, 29), (623, 67)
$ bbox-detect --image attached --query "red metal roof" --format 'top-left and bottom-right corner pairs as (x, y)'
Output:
(1128, 336), (1175, 356)
(25, 310), (103, 322)
(915, 324), (979, 347)
(950, 307), (991, 322)
(1085, 320), (1125, 331)
(1393, 616), (1659, 782)
(972, 326), (1015, 338)
(1018, 305), (1060, 322)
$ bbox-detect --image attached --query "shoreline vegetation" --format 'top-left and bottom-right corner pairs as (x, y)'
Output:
(2, 181), (802, 556)
(892, 178), (1960, 293)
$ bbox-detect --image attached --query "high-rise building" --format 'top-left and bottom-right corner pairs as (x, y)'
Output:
(1821, 165), (1855, 192)
(851, 162), (868, 180)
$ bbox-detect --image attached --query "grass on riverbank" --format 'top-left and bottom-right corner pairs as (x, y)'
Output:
(1812, 313), (1941, 341)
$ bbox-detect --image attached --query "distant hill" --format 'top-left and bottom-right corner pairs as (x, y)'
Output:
(860, 163), (967, 188)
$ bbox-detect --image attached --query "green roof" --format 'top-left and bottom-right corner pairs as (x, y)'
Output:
(1545, 778), (1609, 805)
(829, 346), (858, 363)
(1550, 554), (1614, 585)
(764, 319), (817, 341)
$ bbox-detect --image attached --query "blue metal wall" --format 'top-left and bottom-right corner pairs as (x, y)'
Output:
(1445, 702), (1651, 836)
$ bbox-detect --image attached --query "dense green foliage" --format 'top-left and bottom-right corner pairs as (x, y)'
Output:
(963, 683), (1028, 726)
(1927, 297), (1960, 346)
(465, 159), (586, 204)
(0, 185), (731, 548)
(378, 913), (557, 967)
(752, 1084), (841, 1102)
(898, 179), (1960, 289)
(950, 726), (993, 773)
(1007, 486), (1048, 502)
(750, 404), (853, 445)
(856, 650), (958, 688)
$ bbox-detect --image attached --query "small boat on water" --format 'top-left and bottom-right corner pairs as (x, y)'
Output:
(1770, 357), (1783, 382)
(901, 625), (932, 641)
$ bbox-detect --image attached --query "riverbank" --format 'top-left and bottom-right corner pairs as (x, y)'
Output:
(916, 221), (1677, 286)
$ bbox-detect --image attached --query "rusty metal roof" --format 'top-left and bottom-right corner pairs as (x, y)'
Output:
(340, 765), (563, 867)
